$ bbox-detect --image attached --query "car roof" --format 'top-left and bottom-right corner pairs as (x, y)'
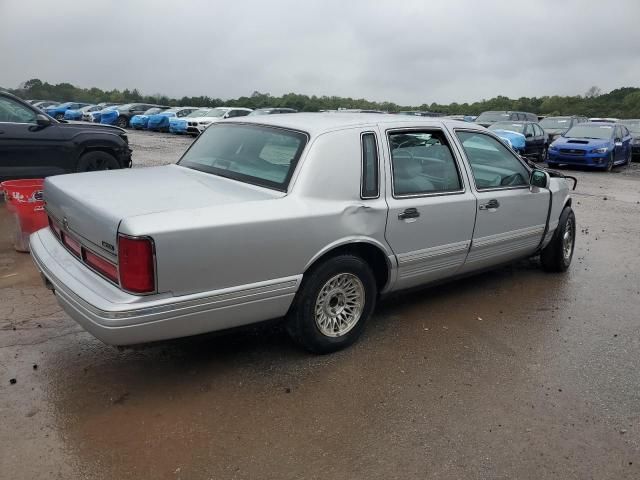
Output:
(225, 112), (482, 136)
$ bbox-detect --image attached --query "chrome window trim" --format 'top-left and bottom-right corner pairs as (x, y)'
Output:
(385, 126), (467, 200)
(452, 128), (533, 193)
(360, 130), (380, 199)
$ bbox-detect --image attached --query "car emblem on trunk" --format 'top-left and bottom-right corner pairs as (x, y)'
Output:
(62, 217), (69, 231)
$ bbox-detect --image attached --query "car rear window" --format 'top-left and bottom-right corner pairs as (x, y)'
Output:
(178, 124), (308, 191)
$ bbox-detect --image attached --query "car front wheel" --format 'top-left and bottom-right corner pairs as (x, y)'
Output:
(286, 255), (377, 354)
(77, 151), (120, 172)
(540, 206), (575, 272)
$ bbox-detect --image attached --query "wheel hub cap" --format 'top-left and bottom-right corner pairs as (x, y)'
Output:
(563, 219), (574, 261)
(314, 273), (364, 337)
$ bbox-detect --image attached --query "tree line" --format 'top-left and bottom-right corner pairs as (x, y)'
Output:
(4, 78), (640, 118)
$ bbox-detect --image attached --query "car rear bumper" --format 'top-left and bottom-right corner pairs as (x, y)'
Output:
(30, 228), (299, 345)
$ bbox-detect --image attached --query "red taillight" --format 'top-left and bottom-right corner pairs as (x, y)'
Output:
(118, 235), (155, 294)
(62, 232), (82, 258)
(83, 249), (118, 283)
(48, 216), (61, 239)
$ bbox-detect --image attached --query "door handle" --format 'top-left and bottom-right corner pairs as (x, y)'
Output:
(398, 207), (420, 220)
(479, 199), (500, 210)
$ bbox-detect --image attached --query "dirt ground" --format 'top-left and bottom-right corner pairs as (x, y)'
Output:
(1, 133), (640, 479)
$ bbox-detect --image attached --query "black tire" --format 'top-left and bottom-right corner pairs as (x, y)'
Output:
(625, 148), (632, 166)
(55, 113), (65, 120)
(540, 207), (575, 272)
(77, 151), (120, 172)
(116, 116), (129, 128)
(605, 152), (614, 172)
(286, 255), (377, 354)
(538, 145), (548, 162)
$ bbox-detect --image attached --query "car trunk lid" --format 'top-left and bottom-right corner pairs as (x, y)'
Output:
(44, 164), (284, 258)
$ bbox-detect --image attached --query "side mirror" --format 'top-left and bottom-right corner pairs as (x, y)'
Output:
(530, 169), (550, 189)
(36, 114), (51, 127)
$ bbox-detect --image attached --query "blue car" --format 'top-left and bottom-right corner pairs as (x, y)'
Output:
(63, 104), (103, 121)
(147, 107), (199, 132)
(547, 122), (633, 171)
(130, 107), (170, 130)
(85, 105), (120, 123)
(168, 108), (210, 134)
(45, 102), (91, 120)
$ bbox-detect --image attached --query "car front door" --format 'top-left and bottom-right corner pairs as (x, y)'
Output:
(523, 123), (535, 155)
(383, 127), (477, 290)
(0, 96), (68, 180)
(453, 129), (550, 273)
(533, 124), (546, 155)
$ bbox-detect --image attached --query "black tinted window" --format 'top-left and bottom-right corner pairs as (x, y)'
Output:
(361, 132), (379, 198)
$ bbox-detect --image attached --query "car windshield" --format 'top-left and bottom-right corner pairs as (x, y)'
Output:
(178, 124), (307, 191)
(489, 122), (525, 134)
(117, 103), (134, 110)
(204, 108), (228, 118)
(187, 109), (211, 118)
(79, 105), (96, 112)
(540, 117), (572, 129)
(620, 120), (640, 134)
(476, 112), (510, 122)
(103, 105), (119, 111)
(55, 102), (73, 108)
(143, 107), (162, 115)
(565, 124), (613, 140)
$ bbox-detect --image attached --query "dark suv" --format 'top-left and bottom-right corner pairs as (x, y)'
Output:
(0, 92), (132, 181)
(475, 111), (538, 128)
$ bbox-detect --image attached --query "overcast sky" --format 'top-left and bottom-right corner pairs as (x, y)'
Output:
(1, 0), (639, 105)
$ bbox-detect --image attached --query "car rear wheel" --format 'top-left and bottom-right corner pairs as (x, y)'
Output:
(538, 145), (548, 162)
(286, 255), (377, 354)
(116, 116), (129, 128)
(540, 206), (575, 273)
(54, 113), (65, 120)
(77, 151), (120, 172)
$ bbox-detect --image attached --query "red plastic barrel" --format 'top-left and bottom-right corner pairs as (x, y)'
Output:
(1, 179), (47, 252)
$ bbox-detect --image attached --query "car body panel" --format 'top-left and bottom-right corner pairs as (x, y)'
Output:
(31, 114), (571, 345)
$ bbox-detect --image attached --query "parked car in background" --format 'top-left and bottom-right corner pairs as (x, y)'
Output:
(168, 108), (210, 134)
(64, 104), (103, 121)
(31, 114), (576, 354)
(84, 104), (120, 123)
(589, 117), (618, 123)
(32, 100), (59, 110)
(101, 103), (160, 128)
(489, 121), (548, 161)
(184, 107), (252, 135)
(547, 122), (632, 170)
(147, 107), (200, 132)
(539, 116), (589, 143)
(396, 111), (443, 117)
(248, 107), (298, 116)
(0, 92), (131, 181)
(129, 106), (170, 130)
(619, 119), (640, 160)
(475, 111), (538, 128)
(45, 102), (91, 120)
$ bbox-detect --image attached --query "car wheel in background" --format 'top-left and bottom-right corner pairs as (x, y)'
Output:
(605, 153), (614, 172)
(625, 149), (632, 166)
(286, 254), (377, 354)
(77, 151), (120, 172)
(116, 116), (129, 128)
(538, 145), (548, 162)
(55, 113), (65, 120)
(540, 206), (575, 273)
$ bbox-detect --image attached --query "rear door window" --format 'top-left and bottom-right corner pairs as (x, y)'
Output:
(389, 130), (462, 196)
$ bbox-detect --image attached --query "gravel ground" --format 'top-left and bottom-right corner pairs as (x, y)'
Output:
(1, 131), (640, 479)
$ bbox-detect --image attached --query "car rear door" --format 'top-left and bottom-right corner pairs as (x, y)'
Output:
(0, 96), (67, 180)
(613, 126), (625, 162)
(452, 129), (549, 273)
(383, 126), (477, 290)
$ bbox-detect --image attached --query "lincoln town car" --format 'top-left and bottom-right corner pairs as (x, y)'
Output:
(30, 114), (577, 353)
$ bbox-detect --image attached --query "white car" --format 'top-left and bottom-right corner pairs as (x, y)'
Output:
(185, 107), (252, 135)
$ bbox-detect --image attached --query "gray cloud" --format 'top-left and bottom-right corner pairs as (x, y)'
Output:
(1, 0), (639, 104)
